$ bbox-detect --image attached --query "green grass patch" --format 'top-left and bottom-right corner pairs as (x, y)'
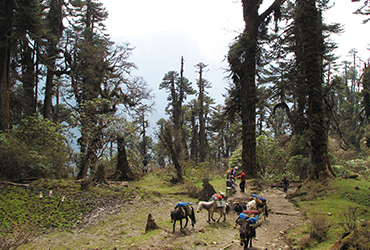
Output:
(0, 178), (133, 233)
(288, 178), (370, 249)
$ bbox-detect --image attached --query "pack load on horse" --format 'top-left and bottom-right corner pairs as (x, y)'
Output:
(226, 179), (233, 187)
(251, 194), (267, 205)
(233, 210), (260, 228)
(247, 195), (269, 220)
(243, 210), (259, 216)
(211, 193), (225, 207)
(170, 202), (196, 232)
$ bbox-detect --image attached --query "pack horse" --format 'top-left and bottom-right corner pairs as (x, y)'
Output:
(170, 203), (196, 232)
(197, 200), (230, 223)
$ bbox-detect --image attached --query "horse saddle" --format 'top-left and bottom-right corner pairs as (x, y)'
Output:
(215, 200), (224, 208)
(179, 205), (191, 216)
(243, 210), (259, 216)
(255, 198), (266, 207)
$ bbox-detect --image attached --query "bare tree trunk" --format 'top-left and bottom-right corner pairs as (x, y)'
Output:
(0, 46), (10, 131)
(161, 124), (183, 182)
(92, 164), (109, 185)
(114, 136), (133, 180)
(43, 65), (54, 120)
(76, 148), (93, 180)
(43, 0), (63, 120)
(21, 38), (36, 117)
(0, 0), (13, 131)
(197, 63), (206, 162)
(362, 65), (370, 121)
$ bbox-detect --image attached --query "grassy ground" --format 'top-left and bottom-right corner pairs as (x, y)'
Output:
(286, 178), (370, 249)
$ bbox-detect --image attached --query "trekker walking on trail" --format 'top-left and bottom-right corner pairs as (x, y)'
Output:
(226, 178), (236, 195)
(282, 177), (289, 192)
(142, 157), (149, 174)
(227, 166), (238, 181)
(236, 170), (246, 193)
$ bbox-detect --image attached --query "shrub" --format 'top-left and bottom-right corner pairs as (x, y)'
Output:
(309, 213), (329, 243)
(184, 181), (201, 198)
(0, 115), (71, 180)
(341, 206), (359, 232)
(0, 214), (39, 250)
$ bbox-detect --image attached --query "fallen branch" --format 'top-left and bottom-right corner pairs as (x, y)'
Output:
(0, 181), (29, 187)
(271, 211), (300, 216)
(341, 174), (359, 179)
(220, 241), (236, 250)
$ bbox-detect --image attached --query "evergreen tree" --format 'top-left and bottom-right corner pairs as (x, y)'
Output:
(43, 0), (65, 120)
(227, 0), (282, 178)
(195, 62), (213, 162)
(0, 0), (43, 129)
(296, 0), (333, 179)
(159, 58), (195, 181)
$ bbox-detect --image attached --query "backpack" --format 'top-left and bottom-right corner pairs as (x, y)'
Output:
(226, 179), (233, 187)
(228, 168), (234, 175)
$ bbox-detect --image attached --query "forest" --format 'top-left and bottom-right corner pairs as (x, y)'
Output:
(1, 0), (370, 249)
(1, 0), (370, 191)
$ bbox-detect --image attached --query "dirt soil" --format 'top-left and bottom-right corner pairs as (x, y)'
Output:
(24, 182), (304, 250)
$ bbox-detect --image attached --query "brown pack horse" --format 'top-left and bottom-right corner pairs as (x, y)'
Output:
(197, 201), (230, 223)
(239, 220), (256, 249)
(170, 205), (196, 232)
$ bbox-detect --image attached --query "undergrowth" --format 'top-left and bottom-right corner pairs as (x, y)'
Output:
(288, 178), (370, 249)
(0, 179), (131, 232)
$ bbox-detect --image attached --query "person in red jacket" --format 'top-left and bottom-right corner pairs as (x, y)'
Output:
(236, 170), (246, 193)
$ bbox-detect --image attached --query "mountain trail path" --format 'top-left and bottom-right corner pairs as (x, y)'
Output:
(129, 182), (305, 250)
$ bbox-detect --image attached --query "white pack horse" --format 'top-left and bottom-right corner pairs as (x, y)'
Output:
(197, 201), (231, 223)
(246, 199), (269, 220)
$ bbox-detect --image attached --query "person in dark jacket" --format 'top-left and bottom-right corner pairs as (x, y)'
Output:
(142, 157), (149, 174)
(282, 177), (289, 192)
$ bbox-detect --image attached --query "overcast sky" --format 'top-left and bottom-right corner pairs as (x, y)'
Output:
(100, 0), (370, 131)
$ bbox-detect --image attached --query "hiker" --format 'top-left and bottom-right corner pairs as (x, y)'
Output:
(236, 170), (246, 193)
(142, 157), (149, 174)
(227, 166), (238, 181)
(282, 177), (289, 192)
(226, 178), (234, 194)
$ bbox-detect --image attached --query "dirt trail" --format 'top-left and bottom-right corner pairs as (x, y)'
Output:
(226, 185), (304, 250)
(204, 184), (304, 250)
(135, 183), (304, 250)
